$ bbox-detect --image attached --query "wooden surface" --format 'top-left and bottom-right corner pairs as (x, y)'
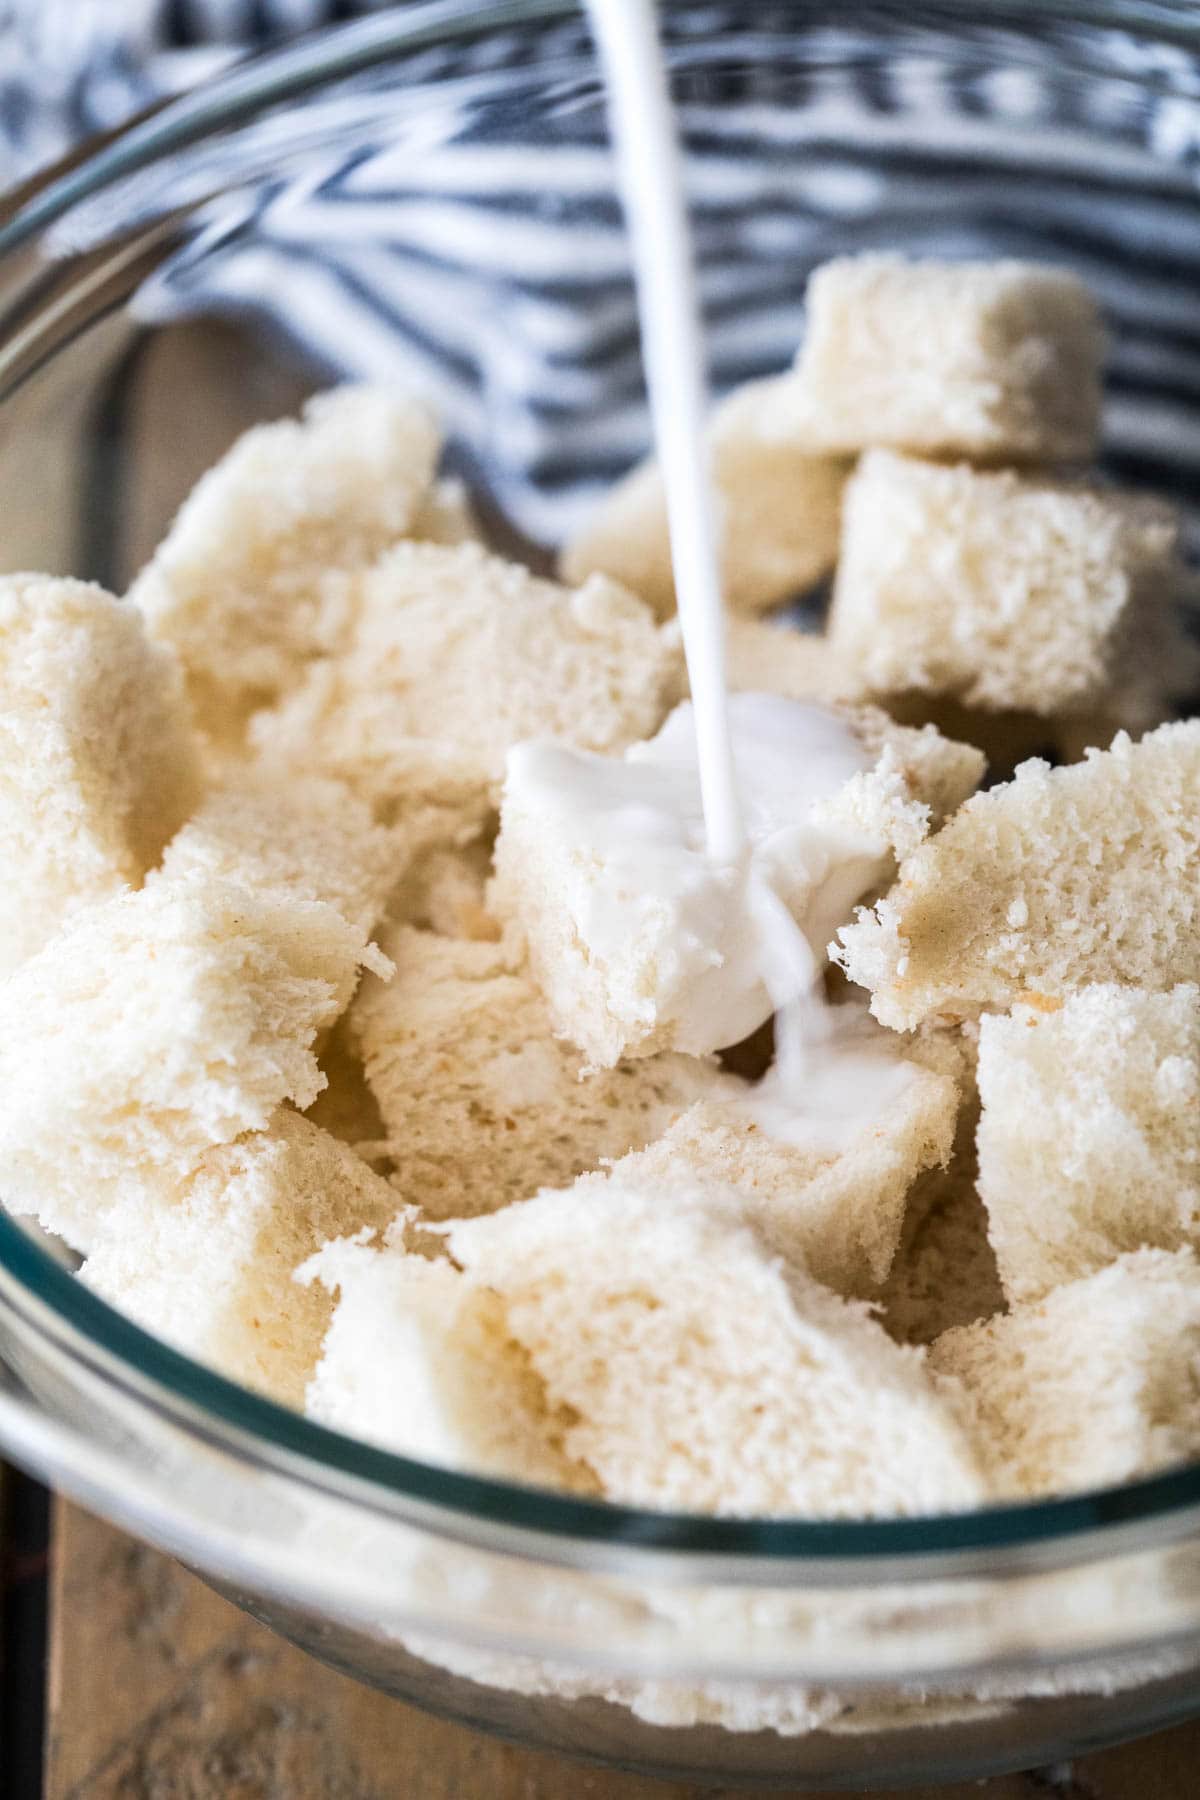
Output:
(34, 1499), (1200, 1800)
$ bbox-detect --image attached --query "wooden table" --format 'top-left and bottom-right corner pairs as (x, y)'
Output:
(0, 1479), (1192, 1799)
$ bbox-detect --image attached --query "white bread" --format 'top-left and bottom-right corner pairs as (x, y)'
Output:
(880, 1152), (1005, 1347)
(722, 624), (986, 823)
(155, 772), (400, 935)
(560, 376), (846, 617)
(302, 1227), (589, 1490)
(836, 722), (1200, 1030)
(781, 254), (1104, 462)
(441, 1173), (987, 1516)
(829, 452), (1181, 716)
(977, 985), (1200, 1303)
(250, 541), (679, 818)
(0, 574), (201, 975)
(130, 387), (441, 743)
(491, 706), (974, 1067)
(349, 924), (736, 1219)
(621, 1024), (966, 1296)
(930, 1249), (1200, 1498)
(81, 1109), (399, 1405)
(0, 878), (382, 1247)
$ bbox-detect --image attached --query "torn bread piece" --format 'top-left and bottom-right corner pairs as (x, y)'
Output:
(837, 722), (1200, 1031)
(722, 623), (985, 822)
(349, 925), (737, 1219)
(977, 986), (1200, 1304)
(561, 377), (846, 618)
(623, 1017), (966, 1296)
(0, 573), (201, 976)
(302, 1227), (589, 1490)
(0, 879), (384, 1247)
(930, 1249), (1200, 1498)
(155, 772), (400, 935)
(780, 254), (1104, 462)
(829, 452), (1183, 719)
(130, 387), (441, 744)
(82, 1110), (399, 1406)
(440, 1174), (987, 1516)
(492, 694), (975, 1067)
(250, 541), (679, 819)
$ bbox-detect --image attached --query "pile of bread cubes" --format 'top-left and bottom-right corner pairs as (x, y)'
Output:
(5, 251), (1200, 1521)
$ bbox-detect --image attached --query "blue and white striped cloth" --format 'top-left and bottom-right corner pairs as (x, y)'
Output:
(5, 1), (1200, 547)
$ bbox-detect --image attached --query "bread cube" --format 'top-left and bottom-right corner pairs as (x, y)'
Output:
(724, 623), (985, 821)
(930, 1249), (1200, 1497)
(837, 722), (1200, 1030)
(0, 879), (382, 1246)
(0, 574), (201, 975)
(82, 1110), (399, 1405)
(156, 772), (400, 936)
(491, 696), (966, 1066)
(560, 377), (846, 618)
(440, 1174), (986, 1515)
(977, 986), (1200, 1303)
(302, 1229), (590, 1489)
(250, 542), (679, 819)
(131, 387), (441, 743)
(830, 453), (1180, 718)
(349, 924), (736, 1219)
(880, 1155), (1005, 1347)
(624, 1019), (965, 1295)
(783, 255), (1104, 461)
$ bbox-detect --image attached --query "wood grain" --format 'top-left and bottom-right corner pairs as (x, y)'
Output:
(41, 1500), (1200, 1800)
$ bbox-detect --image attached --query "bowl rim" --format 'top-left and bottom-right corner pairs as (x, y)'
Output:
(4, 0), (1200, 1574)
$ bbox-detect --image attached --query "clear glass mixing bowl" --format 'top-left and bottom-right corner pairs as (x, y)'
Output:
(4, 3), (1200, 1786)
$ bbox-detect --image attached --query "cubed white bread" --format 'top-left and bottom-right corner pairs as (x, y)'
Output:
(829, 452), (1182, 716)
(410, 477), (480, 548)
(491, 705), (970, 1068)
(977, 985), (1200, 1303)
(155, 772), (400, 934)
(442, 1174), (987, 1516)
(723, 625), (986, 823)
(782, 254), (1104, 461)
(249, 541), (679, 818)
(560, 377), (846, 618)
(880, 1152), (1005, 1347)
(0, 574), (201, 975)
(0, 879), (383, 1247)
(836, 722), (1200, 1030)
(302, 1228), (589, 1490)
(622, 1024), (966, 1296)
(930, 1249), (1200, 1498)
(130, 387), (441, 742)
(349, 924), (737, 1220)
(81, 1110), (399, 1406)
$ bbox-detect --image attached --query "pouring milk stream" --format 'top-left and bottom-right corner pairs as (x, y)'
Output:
(512, 0), (916, 1136)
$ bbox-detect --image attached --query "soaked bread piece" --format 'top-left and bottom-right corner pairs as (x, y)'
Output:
(781, 254), (1104, 462)
(0, 573), (201, 976)
(977, 985), (1200, 1303)
(837, 723), (1200, 1030)
(561, 376), (846, 617)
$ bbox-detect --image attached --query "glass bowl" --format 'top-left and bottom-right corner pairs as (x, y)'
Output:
(4, 3), (1200, 1786)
